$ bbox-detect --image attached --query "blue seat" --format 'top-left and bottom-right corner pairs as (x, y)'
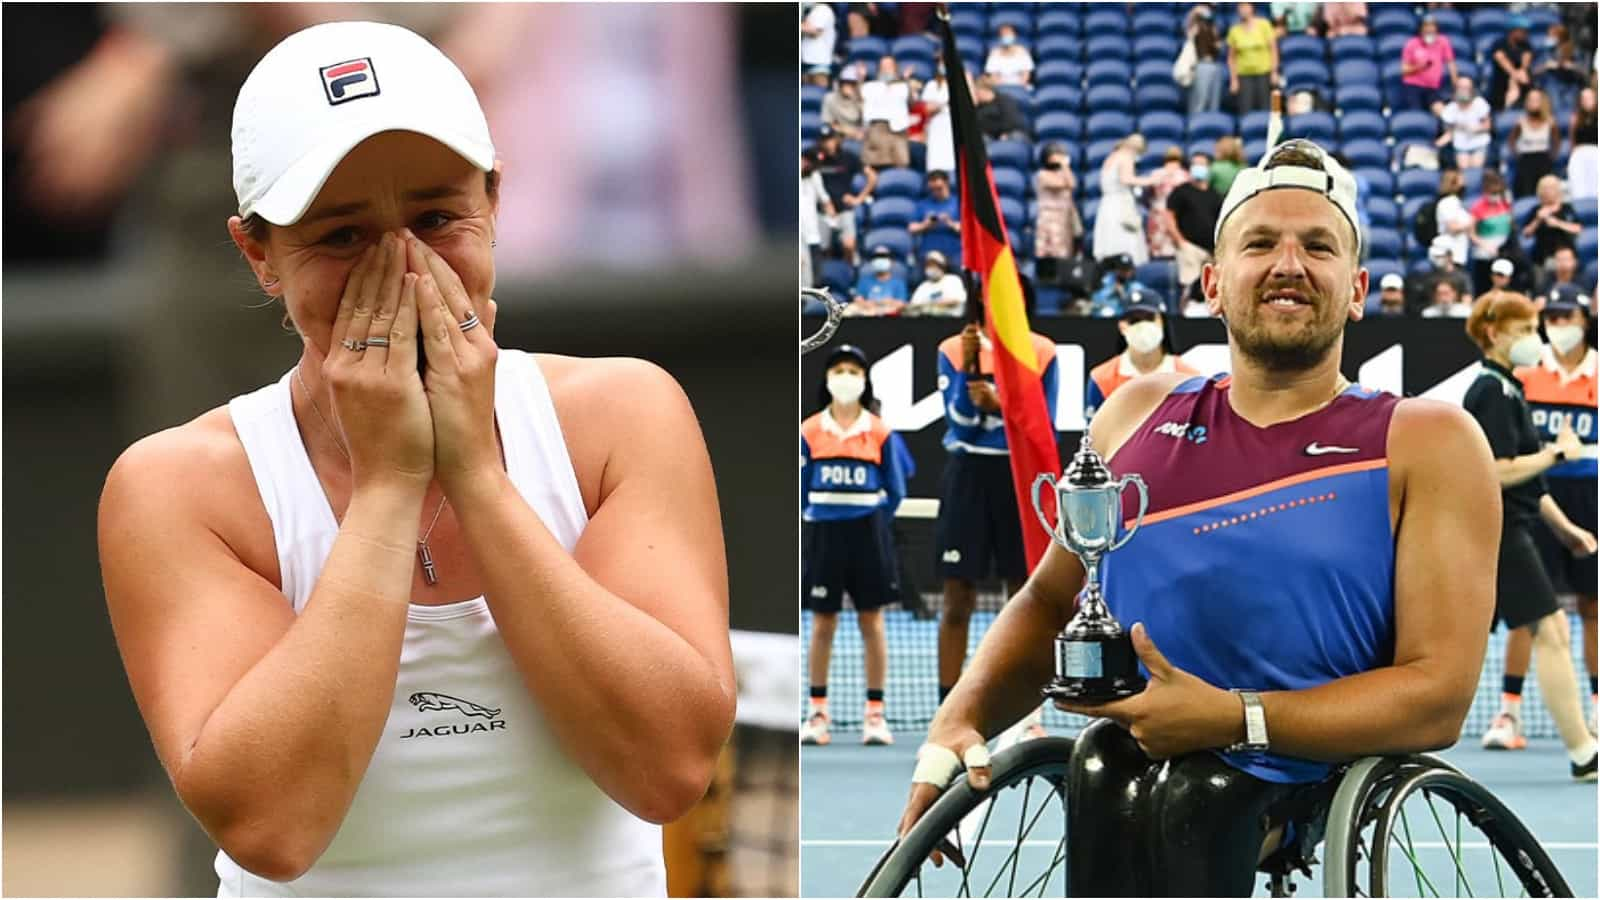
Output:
(1086, 110), (1135, 143)
(1444, 33), (1473, 66)
(1085, 34), (1132, 61)
(1365, 258), (1405, 292)
(1402, 196), (1432, 234)
(1133, 36), (1179, 62)
(1134, 60), (1176, 88)
(989, 10), (1034, 37)
(1138, 111), (1185, 144)
(867, 196), (918, 229)
(1472, 33), (1503, 64)
(1083, 10), (1129, 35)
(861, 227), (912, 264)
(1494, 110), (1522, 141)
(1279, 35), (1324, 62)
(1523, 7), (1561, 32)
(991, 167), (1028, 201)
(1244, 138), (1267, 163)
(1036, 35), (1082, 63)
(1374, 32), (1411, 63)
(1469, 7), (1509, 38)
(1085, 139), (1122, 172)
(1035, 112), (1084, 143)
(1398, 168), (1441, 200)
(1135, 259), (1179, 307)
(1035, 60), (1084, 88)
(1455, 60), (1478, 84)
(1334, 59), (1379, 86)
(1369, 6), (1418, 36)
(847, 36), (889, 66)
(1339, 110), (1388, 143)
(819, 258), (855, 297)
(1000, 196), (1027, 236)
(1428, 8), (1464, 34)
(1086, 60), (1133, 89)
(1389, 111), (1439, 146)
(1285, 112), (1337, 143)
(1580, 229), (1599, 270)
(1353, 166), (1395, 196)
(1366, 227), (1403, 260)
(1330, 35), (1375, 62)
(874, 168), (924, 199)
(948, 7), (988, 35)
(1187, 111), (1235, 143)
(1086, 84), (1134, 114)
(891, 34), (937, 59)
(1035, 85), (1083, 115)
(1283, 59), (1331, 91)
(1366, 196), (1400, 228)
(1513, 195), (1540, 227)
(996, 84), (1034, 120)
(1573, 196), (1599, 227)
(1082, 198), (1102, 237)
(1037, 8), (1082, 38)
(1186, 137), (1217, 159)
(987, 138), (1033, 172)
(801, 85), (826, 114)
(1240, 110), (1272, 141)
(1131, 11), (1176, 38)
(801, 112), (823, 145)
(1459, 167), (1483, 197)
(1136, 83), (1183, 114)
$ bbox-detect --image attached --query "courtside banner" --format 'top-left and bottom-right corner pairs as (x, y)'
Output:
(939, 13), (1062, 571)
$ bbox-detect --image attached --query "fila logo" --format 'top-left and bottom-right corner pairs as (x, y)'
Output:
(1304, 442), (1360, 456)
(320, 57), (380, 105)
(1153, 421), (1208, 444)
(401, 691), (505, 740)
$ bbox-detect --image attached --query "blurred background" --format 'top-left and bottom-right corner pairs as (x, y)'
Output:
(3, 3), (797, 896)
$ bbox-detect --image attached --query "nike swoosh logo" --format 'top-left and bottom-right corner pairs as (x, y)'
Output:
(1304, 442), (1360, 455)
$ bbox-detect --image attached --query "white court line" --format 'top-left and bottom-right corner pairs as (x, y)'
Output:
(802, 839), (1599, 850)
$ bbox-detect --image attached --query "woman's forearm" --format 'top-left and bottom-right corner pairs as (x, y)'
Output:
(177, 485), (423, 878)
(449, 469), (734, 824)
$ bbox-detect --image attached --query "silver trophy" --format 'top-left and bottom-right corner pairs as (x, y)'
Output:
(802, 287), (845, 355)
(1031, 433), (1150, 702)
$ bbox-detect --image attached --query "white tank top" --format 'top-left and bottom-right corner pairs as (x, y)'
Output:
(217, 349), (665, 897)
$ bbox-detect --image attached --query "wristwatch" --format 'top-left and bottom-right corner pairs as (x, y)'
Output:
(1227, 690), (1269, 752)
(1552, 446), (1569, 463)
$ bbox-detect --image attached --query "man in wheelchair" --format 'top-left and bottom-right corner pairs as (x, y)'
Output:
(896, 139), (1504, 896)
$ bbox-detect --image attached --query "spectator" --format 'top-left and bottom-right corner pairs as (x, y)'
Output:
(846, 3), (893, 40)
(1437, 77), (1492, 170)
(1412, 235), (1477, 315)
(1568, 87), (1598, 200)
(805, 64), (833, 90)
(1145, 146), (1190, 260)
(905, 250), (966, 316)
(984, 23), (1034, 87)
(909, 169), (961, 262)
(1435, 168), (1476, 266)
(1085, 305), (1201, 420)
(860, 56), (911, 169)
(1163, 152), (1225, 294)
(801, 2), (837, 72)
(920, 63), (954, 175)
(1175, 13), (1225, 115)
(1521, 174), (1582, 268)
(1184, 4), (1216, 38)
(801, 151), (834, 288)
(821, 66), (865, 141)
(1478, 257), (1520, 303)
(1094, 134), (1156, 266)
(1488, 16), (1535, 111)
(849, 245), (909, 315)
(1090, 252), (1157, 318)
(1271, 2), (1317, 36)
(1226, 2), (1278, 114)
(813, 125), (875, 265)
(1319, 2), (1369, 37)
(1033, 143), (1082, 280)
(1536, 246), (1585, 302)
(1533, 24), (1586, 114)
(1373, 273), (1408, 316)
(1399, 16), (1457, 113)
(1470, 170), (1517, 293)
(1210, 135), (1247, 195)
(972, 75), (1028, 140)
(1421, 278), (1471, 318)
(1509, 89), (1562, 198)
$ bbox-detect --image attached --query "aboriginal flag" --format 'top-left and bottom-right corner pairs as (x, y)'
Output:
(939, 13), (1060, 571)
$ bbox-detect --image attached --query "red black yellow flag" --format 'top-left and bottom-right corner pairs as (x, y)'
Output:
(939, 12), (1061, 570)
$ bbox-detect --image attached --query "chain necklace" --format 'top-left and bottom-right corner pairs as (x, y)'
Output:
(294, 367), (448, 586)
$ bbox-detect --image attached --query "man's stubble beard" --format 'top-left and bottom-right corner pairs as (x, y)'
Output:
(1222, 292), (1347, 373)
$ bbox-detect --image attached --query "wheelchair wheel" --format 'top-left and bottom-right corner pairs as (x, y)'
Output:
(1322, 755), (1572, 898)
(856, 737), (1074, 898)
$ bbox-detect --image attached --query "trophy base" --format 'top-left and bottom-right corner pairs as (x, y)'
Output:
(1043, 630), (1146, 704)
(1042, 674), (1146, 705)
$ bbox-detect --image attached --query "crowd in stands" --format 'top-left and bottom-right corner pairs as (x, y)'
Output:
(802, 1), (1599, 320)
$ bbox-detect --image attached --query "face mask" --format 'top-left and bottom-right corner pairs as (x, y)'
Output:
(1456, 91), (1473, 102)
(999, 34), (1016, 46)
(878, 70), (893, 82)
(924, 267), (943, 281)
(827, 372), (865, 405)
(1190, 164), (1210, 182)
(1507, 333), (1543, 367)
(1423, 33), (1436, 44)
(1547, 324), (1586, 354)
(1125, 320), (1164, 354)
(872, 258), (892, 274)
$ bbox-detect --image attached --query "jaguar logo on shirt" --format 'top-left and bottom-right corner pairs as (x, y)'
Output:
(400, 691), (508, 739)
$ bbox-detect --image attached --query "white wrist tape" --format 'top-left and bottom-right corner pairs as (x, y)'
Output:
(912, 743), (993, 788)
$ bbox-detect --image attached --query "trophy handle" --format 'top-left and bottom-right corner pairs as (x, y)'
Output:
(1107, 474), (1148, 553)
(1031, 472), (1059, 538)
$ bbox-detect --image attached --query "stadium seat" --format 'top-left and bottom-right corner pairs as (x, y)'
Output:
(1427, 8), (1464, 34)
(819, 258), (855, 297)
(996, 84), (1035, 120)
(1455, 60), (1478, 84)
(1494, 110), (1522, 141)
(1133, 36), (1180, 63)
(1083, 10), (1130, 35)
(891, 34), (937, 59)
(1472, 33), (1503, 65)
(867, 196), (917, 229)
(1366, 196), (1399, 229)
(1036, 8), (1082, 39)
(1131, 10), (1175, 38)
(1035, 112), (1084, 143)
(1135, 259), (1179, 308)
(1285, 112), (1337, 144)
(1086, 61), (1133, 89)
(861, 227), (913, 264)
(999, 196), (1027, 235)
(801, 112), (823, 145)
(1244, 138), (1267, 162)
(1339, 110), (1387, 143)
(1134, 60), (1176, 88)
(1037, 35), (1082, 64)
(874, 168), (925, 200)
(1580, 229), (1598, 269)
(1522, 7), (1560, 32)
(1365, 258), (1405, 290)
(1398, 168), (1441, 200)
(1085, 35), (1132, 62)
(1278, 35), (1324, 62)
(1573, 196), (1599, 227)
(1460, 167), (1483, 197)
(1138, 142), (1181, 171)
(1240, 110), (1272, 141)
(1353, 166), (1395, 197)
(1401, 196), (1432, 234)
(801, 85), (826, 115)
(1513, 195), (1540, 227)
(1376, 33), (1412, 62)
(1085, 138), (1122, 172)
(1366, 227), (1403, 261)
(948, 6), (987, 36)
(1086, 110), (1135, 143)
(987, 138), (1033, 173)
(989, 10), (1034, 37)
(1330, 35), (1375, 62)
(1186, 138), (1216, 159)
(1468, 7), (1509, 38)
(1283, 60), (1331, 91)
(1035, 59), (1084, 88)
(1138, 111), (1185, 144)
(1186, 111), (1236, 144)
(1333, 59), (1379, 87)
(1035, 85), (1083, 116)
(1081, 198), (1101, 235)
(1369, 6), (1418, 36)
(1136, 83), (1183, 114)
(846, 36), (889, 66)
(1444, 33), (1472, 65)
(1086, 85), (1134, 115)
(991, 167), (1028, 201)
(1389, 111), (1439, 146)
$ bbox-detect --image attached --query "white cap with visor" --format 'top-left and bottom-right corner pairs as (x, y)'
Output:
(1213, 138), (1363, 257)
(232, 21), (495, 226)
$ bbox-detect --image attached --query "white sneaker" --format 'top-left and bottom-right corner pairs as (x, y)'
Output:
(1481, 712), (1527, 750)
(862, 708), (894, 745)
(801, 709), (831, 746)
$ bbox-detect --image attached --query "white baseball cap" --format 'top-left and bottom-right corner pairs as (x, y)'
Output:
(1491, 258), (1515, 277)
(1214, 139), (1362, 256)
(1380, 273), (1404, 290)
(1428, 235), (1453, 258)
(232, 21), (495, 226)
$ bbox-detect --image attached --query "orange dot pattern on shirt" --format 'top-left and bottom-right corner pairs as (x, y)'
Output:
(1191, 493), (1337, 535)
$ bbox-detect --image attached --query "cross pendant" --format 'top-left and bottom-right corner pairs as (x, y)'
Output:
(418, 542), (439, 586)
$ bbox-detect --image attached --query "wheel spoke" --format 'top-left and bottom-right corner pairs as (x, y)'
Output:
(1422, 789), (1474, 897)
(981, 776), (1059, 897)
(1393, 806), (1442, 897)
(960, 784), (1000, 896)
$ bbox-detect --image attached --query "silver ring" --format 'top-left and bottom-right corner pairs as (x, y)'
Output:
(365, 336), (390, 348)
(459, 312), (481, 333)
(341, 338), (366, 351)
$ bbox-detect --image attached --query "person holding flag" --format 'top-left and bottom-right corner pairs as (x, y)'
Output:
(897, 44), (1503, 891)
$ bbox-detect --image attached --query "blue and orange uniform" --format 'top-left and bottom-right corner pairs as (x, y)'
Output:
(935, 330), (1059, 581)
(802, 408), (906, 613)
(1517, 345), (1598, 595)
(1085, 351), (1203, 421)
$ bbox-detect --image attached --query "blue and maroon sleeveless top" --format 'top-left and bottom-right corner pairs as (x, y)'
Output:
(1101, 374), (1402, 784)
